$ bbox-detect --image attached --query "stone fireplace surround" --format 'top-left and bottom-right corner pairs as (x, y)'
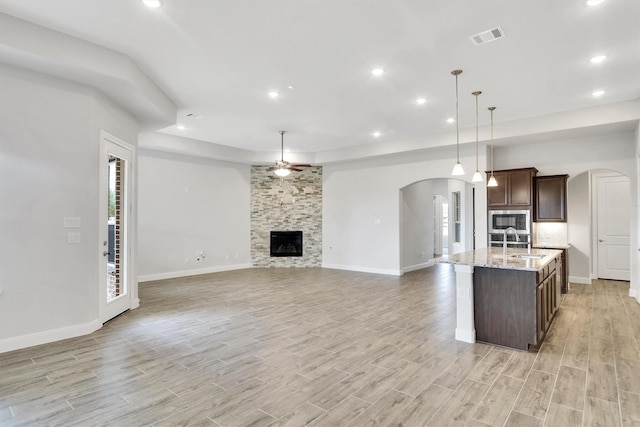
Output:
(250, 166), (322, 267)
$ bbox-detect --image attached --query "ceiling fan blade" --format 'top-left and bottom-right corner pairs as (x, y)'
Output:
(289, 163), (311, 168)
(289, 167), (303, 172)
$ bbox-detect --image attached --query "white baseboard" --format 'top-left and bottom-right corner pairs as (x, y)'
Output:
(138, 263), (253, 283)
(402, 260), (435, 274)
(569, 275), (592, 285)
(321, 263), (402, 276)
(0, 319), (102, 354)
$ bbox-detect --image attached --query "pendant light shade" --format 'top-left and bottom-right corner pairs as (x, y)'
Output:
(451, 69), (465, 176)
(471, 90), (483, 183)
(487, 106), (498, 187)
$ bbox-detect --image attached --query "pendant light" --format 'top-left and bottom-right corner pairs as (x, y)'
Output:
(487, 107), (498, 187)
(451, 69), (465, 176)
(471, 91), (483, 183)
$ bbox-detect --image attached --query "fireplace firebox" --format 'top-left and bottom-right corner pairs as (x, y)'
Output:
(270, 231), (303, 257)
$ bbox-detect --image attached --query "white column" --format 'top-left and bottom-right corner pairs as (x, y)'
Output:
(454, 264), (476, 343)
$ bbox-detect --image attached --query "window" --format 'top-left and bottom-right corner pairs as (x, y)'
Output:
(453, 191), (461, 243)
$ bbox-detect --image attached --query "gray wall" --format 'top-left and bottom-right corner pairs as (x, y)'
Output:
(0, 64), (138, 350)
(137, 150), (251, 281)
(567, 172), (590, 282)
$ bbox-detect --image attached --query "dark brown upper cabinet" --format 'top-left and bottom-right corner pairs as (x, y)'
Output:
(487, 168), (538, 209)
(534, 175), (568, 222)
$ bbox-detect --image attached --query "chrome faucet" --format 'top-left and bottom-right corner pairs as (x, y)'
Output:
(503, 227), (520, 257)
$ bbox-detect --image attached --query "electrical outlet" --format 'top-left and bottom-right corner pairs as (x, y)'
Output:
(458, 289), (470, 299)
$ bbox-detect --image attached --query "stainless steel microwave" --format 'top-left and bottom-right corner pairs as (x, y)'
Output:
(488, 210), (531, 234)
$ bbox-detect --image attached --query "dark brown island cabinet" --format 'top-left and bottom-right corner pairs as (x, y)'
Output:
(534, 175), (568, 222)
(473, 254), (561, 350)
(487, 167), (538, 209)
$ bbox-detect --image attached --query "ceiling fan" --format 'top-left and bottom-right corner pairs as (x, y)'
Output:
(269, 130), (311, 177)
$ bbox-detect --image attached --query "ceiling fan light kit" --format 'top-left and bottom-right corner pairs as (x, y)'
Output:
(274, 168), (291, 177)
(271, 130), (312, 178)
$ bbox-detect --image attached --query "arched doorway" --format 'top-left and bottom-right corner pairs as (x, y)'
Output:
(400, 178), (475, 273)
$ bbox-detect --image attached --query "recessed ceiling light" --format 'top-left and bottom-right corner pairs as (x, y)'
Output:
(268, 91), (279, 99)
(416, 98), (427, 105)
(177, 125), (185, 130)
(371, 68), (384, 77)
(586, 0), (604, 5)
(142, 0), (162, 8)
(590, 55), (607, 64)
(592, 90), (605, 97)
(446, 118), (455, 123)
(372, 131), (381, 138)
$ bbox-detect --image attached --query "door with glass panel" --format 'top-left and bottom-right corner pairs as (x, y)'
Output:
(99, 132), (133, 322)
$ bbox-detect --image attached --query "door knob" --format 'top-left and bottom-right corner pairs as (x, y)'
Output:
(103, 251), (111, 256)
(598, 239), (604, 243)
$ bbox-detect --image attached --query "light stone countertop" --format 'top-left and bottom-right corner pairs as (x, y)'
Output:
(532, 243), (572, 250)
(437, 247), (563, 272)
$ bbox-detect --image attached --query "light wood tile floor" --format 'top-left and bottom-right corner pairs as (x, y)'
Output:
(1, 264), (640, 426)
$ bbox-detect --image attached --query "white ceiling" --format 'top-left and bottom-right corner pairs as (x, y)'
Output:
(0, 0), (639, 158)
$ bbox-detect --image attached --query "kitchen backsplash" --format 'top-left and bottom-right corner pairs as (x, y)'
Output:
(533, 222), (568, 246)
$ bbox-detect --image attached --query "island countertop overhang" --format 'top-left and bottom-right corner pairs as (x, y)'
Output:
(437, 247), (563, 272)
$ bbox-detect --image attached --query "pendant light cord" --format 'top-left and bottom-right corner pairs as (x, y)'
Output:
(473, 91), (481, 171)
(489, 107), (495, 176)
(455, 73), (460, 162)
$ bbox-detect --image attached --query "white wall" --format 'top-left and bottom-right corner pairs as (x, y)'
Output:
(567, 172), (590, 283)
(323, 145), (486, 275)
(635, 121), (640, 301)
(401, 180), (436, 272)
(137, 149), (251, 281)
(494, 131), (637, 288)
(0, 64), (138, 352)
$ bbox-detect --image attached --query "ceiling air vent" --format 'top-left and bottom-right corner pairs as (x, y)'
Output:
(470, 26), (505, 46)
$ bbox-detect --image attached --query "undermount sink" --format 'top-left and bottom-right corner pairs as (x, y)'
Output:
(510, 253), (545, 260)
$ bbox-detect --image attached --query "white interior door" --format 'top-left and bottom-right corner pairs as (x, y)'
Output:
(596, 175), (630, 280)
(99, 132), (133, 322)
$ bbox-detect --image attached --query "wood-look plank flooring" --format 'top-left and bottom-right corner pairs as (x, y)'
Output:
(1, 264), (640, 426)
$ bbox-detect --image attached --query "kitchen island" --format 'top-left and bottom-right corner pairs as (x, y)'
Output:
(439, 247), (563, 350)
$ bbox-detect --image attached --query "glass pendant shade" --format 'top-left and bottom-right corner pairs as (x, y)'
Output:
(452, 162), (465, 176)
(487, 174), (498, 187)
(472, 171), (483, 182)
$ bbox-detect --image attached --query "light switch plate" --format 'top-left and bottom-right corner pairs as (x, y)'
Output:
(64, 217), (81, 228)
(68, 232), (81, 244)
